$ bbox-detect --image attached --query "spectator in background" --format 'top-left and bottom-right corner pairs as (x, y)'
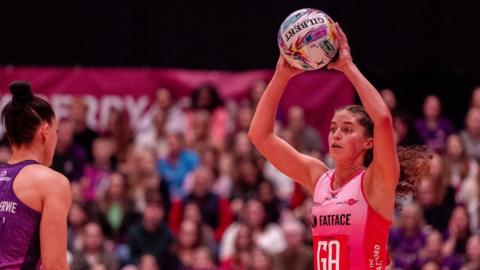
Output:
(380, 88), (398, 113)
(235, 104), (253, 133)
(380, 88), (426, 148)
(139, 254), (160, 270)
(262, 128), (295, 203)
(421, 261), (441, 270)
(214, 152), (234, 199)
(273, 219), (312, 270)
(183, 146), (233, 199)
(415, 230), (445, 269)
(287, 165), (313, 226)
(415, 95), (455, 153)
(393, 111), (422, 146)
(129, 149), (170, 215)
(443, 134), (479, 197)
(415, 152), (456, 230)
(171, 166), (232, 241)
(417, 176), (453, 232)
(250, 247), (276, 270)
(90, 263), (108, 270)
(71, 222), (118, 270)
(219, 223), (253, 270)
(173, 220), (206, 269)
(461, 234), (480, 270)
(458, 175), (480, 233)
(97, 172), (140, 244)
(428, 152), (457, 207)
(138, 87), (187, 135)
(178, 202), (216, 249)
(442, 205), (471, 260)
(81, 136), (115, 203)
(231, 132), (256, 161)
(389, 203), (427, 269)
(445, 134), (480, 232)
(196, 146), (219, 177)
(230, 157), (264, 216)
(185, 109), (211, 152)
(257, 180), (284, 224)
(103, 108), (134, 165)
(70, 97), (98, 163)
(190, 246), (218, 270)
(70, 180), (86, 205)
(290, 186), (312, 228)
(470, 86), (480, 109)
(127, 191), (176, 269)
(193, 147), (233, 199)
(135, 108), (169, 158)
(285, 105), (324, 154)
(157, 131), (200, 199)
(68, 202), (91, 252)
(246, 79), (267, 110)
(52, 118), (87, 182)
(460, 107), (480, 162)
(220, 199), (286, 260)
(188, 84), (232, 151)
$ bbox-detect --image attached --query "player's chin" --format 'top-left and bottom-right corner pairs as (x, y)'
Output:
(329, 147), (343, 154)
(329, 148), (347, 160)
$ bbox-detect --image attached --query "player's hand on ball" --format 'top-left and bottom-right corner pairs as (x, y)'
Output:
(327, 23), (353, 72)
(275, 55), (304, 79)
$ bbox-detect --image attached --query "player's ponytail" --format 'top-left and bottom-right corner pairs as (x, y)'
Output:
(394, 145), (431, 200)
(10, 81), (35, 109)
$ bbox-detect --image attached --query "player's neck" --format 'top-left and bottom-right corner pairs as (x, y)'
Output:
(334, 163), (365, 187)
(9, 146), (43, 165)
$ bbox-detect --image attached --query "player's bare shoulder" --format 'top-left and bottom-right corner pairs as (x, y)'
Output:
(21, 164), (71, 195)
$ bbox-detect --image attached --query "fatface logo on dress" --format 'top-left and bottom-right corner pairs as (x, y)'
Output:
(311, 213), (352, 228)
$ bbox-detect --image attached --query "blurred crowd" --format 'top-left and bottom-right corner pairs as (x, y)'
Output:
(1, 82), (480, 270)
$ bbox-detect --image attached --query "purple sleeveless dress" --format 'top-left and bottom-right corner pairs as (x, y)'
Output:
(0, 160), (42, 270)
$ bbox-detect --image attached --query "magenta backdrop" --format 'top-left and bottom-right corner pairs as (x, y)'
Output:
(0, 66), (354, 144)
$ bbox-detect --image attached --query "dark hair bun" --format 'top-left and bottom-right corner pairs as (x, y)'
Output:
(9, 81), (34, 106)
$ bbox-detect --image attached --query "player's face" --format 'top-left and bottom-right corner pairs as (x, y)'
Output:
(43, 119), (58, 166)
(328, 110), (372, 163)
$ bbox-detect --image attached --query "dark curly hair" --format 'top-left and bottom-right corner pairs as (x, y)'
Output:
(337, 105), (431, 206)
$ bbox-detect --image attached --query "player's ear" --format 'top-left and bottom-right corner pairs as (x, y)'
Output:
(364, 137), (373, 151)
(40, 122), (50, 142)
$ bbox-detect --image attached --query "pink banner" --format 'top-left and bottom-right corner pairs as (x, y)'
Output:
(0, 66), (354, 144)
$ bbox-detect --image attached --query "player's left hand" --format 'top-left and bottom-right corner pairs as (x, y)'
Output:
(327, 23), (354, 72)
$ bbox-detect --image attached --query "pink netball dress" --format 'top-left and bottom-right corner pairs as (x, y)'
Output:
(311, 169), (391, 270)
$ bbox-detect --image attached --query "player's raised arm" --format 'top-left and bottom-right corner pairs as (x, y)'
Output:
(248, 57), (328, 193)
(328, 23), (399, 190)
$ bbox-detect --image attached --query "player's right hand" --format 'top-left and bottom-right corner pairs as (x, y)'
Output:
(275, 55), (304, 79)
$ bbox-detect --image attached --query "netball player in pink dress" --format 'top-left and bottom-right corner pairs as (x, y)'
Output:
(249, 24), (429, 270)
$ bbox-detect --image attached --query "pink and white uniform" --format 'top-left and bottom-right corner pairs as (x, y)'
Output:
(311, 169), (391, 270)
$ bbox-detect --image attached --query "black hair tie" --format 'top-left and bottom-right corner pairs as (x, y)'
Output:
(9, 81), (34, 107)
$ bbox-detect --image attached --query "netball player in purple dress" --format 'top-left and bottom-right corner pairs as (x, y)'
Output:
(0, 81), (71, 270)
